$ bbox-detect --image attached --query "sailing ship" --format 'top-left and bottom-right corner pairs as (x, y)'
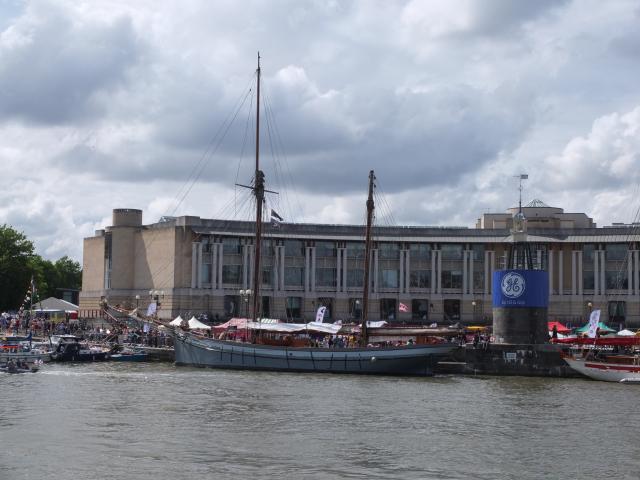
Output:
(172, 56), (456, 375)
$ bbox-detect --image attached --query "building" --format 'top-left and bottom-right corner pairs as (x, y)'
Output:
(79, 202), (640, 327)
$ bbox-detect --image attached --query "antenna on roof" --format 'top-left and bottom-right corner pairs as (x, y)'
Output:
(515, 174), (528, 214)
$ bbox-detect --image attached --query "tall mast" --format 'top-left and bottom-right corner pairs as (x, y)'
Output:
(360, 170), (375, 346)
(252, 52), (263, 322)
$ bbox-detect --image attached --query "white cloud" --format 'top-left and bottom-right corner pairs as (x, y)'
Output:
(1, 0), (640, 262)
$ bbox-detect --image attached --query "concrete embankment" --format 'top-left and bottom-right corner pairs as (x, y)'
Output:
(436, 343), (582, 377)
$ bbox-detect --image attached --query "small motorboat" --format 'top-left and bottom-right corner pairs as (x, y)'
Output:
(1, 361), (39, 374)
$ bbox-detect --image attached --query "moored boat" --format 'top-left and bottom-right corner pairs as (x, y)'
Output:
(564, 354), (640, 383)
(171, 57), (457, 375)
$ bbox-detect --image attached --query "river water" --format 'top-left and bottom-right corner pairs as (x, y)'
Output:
(1, 363), (638, 480)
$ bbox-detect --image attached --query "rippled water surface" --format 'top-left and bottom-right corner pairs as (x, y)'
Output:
(1, 363), (639, 479)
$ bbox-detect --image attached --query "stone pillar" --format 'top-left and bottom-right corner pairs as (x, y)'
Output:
(404, 249), (411, 294)
(469, 249), (475, 295)
(197, 243), (203, 289)
(279, 245), (285, 292)
(558, 250), (564, 296)
(634, 251), (639, 295)
(599, 250), (606, 296)
(211, 243), (218, 289)
(578, 250), (583, 295)
(571, 250), (577, 296)
(311, 246), (316, 292)
(373, 249), (379, 293)
(462, 250), (468, 295)
(191, 242), (198, 289)
(217, 243), (224, 290)
(305, 246), (311, 292)
(342, 247), (348, 293)
(431, 249), (437, 294)
(399, 250), (404, 294)
(437, 249), (442, 293)
(548, 249), (554, 295)
(242, 244), (249, 289)
(628, 251), (633, 296)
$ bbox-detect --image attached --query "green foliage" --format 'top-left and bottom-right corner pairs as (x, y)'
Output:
(0, 225), (82, 311)
(0, 225), (35, 311)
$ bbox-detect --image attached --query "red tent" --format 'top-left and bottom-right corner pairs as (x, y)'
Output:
(548, 321), (570, 333)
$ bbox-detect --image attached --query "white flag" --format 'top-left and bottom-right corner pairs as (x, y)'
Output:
(146, 302), (157, 316)
(587, 309), (600, 338)
(315, 306), (327, 323)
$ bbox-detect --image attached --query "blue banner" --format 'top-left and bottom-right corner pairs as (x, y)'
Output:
(492, 270), (549, 308)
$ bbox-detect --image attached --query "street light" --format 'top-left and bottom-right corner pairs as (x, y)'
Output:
(239, 289), (252, 318)
(471, 300), (477, 324)
(135, 294), (140, 310)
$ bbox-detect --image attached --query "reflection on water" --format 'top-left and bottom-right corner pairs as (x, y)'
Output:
(0, 363), (639, 480)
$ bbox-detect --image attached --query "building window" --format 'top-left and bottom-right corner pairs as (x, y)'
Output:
(443, 299), (460, 321)
(411, 299), (429, 322)
(442, 270), (462, 289)
(605, 244), (628, 261)
(286, 297), (302, 320)
(583, 244), (596, 262)
(284, 240), (304, 257)
(224, 295), (240, 317)
(200, 264), (211, 284)
(473, 271), (484, 291)
(605, 270), (628, 290)
(583, 270), (595, 290)
(347, 268), (364, 287)
(316, 298), (333, 321)
(316, 268), (337, 287)
(410, 270), (430, 288)
(379, 269), (398, 288)
(222, 237), (242, 254)
(316, 241), (336, 257)
(441, 244), (463, 260)
(346, 242), (365, 259)
(378, 243), (399, 260)
(284, 267), (304, 286)
(471, 244), (485, 261)
(380, 298), (397, 321)
(222, 265), (242, 284)
(262, 267), (272, 286)
(349, 298), (362, 319)
(608, 301), (626, 324)
(409, 243), (431, 260)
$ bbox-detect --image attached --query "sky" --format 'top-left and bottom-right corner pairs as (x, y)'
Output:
(2, 0), (640, 262)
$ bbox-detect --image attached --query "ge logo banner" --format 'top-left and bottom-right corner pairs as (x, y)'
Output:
(501, 272), (526, 299)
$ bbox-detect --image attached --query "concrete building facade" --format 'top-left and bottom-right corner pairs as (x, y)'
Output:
(80, 201), (640, 328)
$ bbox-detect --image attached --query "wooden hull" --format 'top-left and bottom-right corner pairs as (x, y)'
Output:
(173, 332), (456, 376)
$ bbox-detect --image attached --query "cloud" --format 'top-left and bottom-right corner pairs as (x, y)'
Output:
(544, 106), (640, 190)
(0, 1), (142, 125)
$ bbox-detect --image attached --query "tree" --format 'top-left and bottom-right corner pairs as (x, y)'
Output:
(0, 225), (35, 311)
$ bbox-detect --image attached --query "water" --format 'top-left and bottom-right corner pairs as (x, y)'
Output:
(1, 363), (639, 480)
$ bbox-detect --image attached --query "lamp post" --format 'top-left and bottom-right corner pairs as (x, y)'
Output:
(471, 300), (477, 324)
(239, 289), (252, 318)
(135, 294), (140, 311)
(355, 299), (361, 320)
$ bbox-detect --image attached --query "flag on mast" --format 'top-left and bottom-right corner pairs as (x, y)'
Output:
(399, 302), (409, 313)
(270, 209), (283, 228)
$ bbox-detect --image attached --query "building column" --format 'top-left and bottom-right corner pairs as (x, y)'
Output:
(342, 247), (348, 293)
(191, 242), (198, 289)
(571, 250), (577, 296)
(242, 244), (249, 289)
(197, 243), (203, 289)
(305, 247), (311, 292)
(404, 249), (410, 294)
(431, 249), (437, 295)
(279, 246), (285, 292)
(633, 250), (640, 295)
(248, 245), (254, 291)
(461, 250), (468, 295)
(469, 250), (474, 295)
(211, 243), (218, 289)
(558, 250), (564, 296)
(399, 250), (405, 294)
(217, 243), (224, 290)
(578, 250), (583, 295)
(548, 249), (554, 295)
(373, 249), (379, 293)
(437, 249), (442, 294)
(311, 246), (316, 292)
(599, 250), (606, 296)
(628, 251), (634, 296)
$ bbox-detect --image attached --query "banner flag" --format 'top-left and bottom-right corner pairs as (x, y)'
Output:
(587, 309), (601, 338)
(399, 302), (409, 313)
(315, 306), (327, 323)
(146, 302), (157, 316)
